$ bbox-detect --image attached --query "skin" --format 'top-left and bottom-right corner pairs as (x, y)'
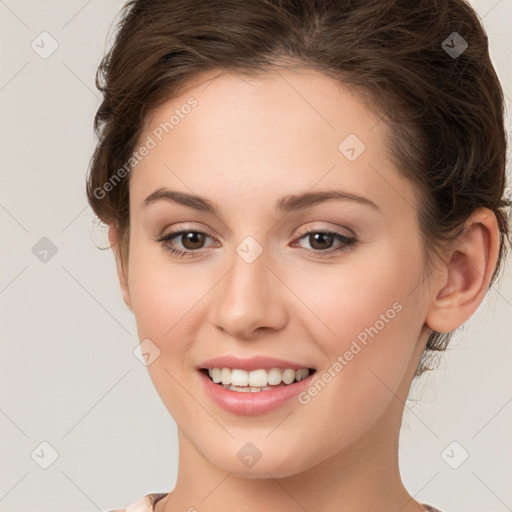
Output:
(108, 68), (500, 512)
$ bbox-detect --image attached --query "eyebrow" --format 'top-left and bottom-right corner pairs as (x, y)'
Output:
(142, 187), (380, 214)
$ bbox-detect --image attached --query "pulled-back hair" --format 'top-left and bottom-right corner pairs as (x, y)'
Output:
(86, 0), (510, 377)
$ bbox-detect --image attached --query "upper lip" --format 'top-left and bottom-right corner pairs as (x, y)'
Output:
(198, 355), (316, 372)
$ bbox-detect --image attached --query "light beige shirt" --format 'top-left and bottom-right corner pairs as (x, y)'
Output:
(108, 493), (168, 512)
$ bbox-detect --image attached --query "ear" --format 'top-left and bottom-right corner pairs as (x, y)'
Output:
(108, 224), (133, 312)
(425, 208), (501, 333)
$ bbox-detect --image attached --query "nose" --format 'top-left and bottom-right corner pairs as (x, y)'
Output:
(208, 245), (288, 339)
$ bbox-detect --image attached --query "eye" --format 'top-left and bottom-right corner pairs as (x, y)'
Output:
(292, 229), (356, 257)
(157, 229), (217, 259)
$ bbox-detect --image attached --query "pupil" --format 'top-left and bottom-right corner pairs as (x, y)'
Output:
(310, 232), (333, 250)
(183, 232), (205, 250)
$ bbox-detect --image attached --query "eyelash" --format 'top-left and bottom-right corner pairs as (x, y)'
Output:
(156, 227), (357, 259)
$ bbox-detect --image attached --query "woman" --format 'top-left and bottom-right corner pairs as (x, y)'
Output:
(86, 1), (510, 511)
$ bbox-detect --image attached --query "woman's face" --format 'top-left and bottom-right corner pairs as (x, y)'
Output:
(120, 68), (435, 477)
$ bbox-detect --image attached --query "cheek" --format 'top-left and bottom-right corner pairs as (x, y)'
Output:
(301, 244), (423, 344)
(296, 240), (426, 393)
(127, 237), (201, 330)
(289, 268), (424, 456)
(126, 243), (206, 412)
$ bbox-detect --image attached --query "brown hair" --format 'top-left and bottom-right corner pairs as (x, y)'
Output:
(86, 0), (510, 377)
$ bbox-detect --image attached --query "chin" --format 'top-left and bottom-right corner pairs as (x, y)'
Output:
(204, 446), (312, 480)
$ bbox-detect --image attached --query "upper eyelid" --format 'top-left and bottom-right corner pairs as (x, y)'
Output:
(159, 223), (353, 236)
(158, 221), (213, 235)
(295, 225), (355, 239)
(157, 228), (216, 243)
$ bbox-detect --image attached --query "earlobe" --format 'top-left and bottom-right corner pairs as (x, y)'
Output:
(108, 224), (133, 312)
(425, 208), (500, 334)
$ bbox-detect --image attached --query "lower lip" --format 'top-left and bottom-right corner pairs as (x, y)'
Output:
(198, 370), (316, 416)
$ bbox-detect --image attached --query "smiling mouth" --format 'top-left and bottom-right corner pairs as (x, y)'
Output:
(199, 367), (317, 392)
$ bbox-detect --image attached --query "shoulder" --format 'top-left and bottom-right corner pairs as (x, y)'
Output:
(106, 493), (169, 512)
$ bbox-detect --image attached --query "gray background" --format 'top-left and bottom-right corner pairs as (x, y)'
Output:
(0, 1), (511, 511)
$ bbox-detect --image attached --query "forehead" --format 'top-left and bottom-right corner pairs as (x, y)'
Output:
(130, 68), (417, 218)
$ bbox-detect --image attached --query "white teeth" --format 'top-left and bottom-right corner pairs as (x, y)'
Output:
(282, 369), (296, 384)
(221, 367), (231, 385)
(268, 368), (282, 386)
(248, 369), (268, 387)
(231, 369), (249, 387)
(206, 367), (311, 389)
(211, 368), (222, 383)
(296, 368), (309, 381)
